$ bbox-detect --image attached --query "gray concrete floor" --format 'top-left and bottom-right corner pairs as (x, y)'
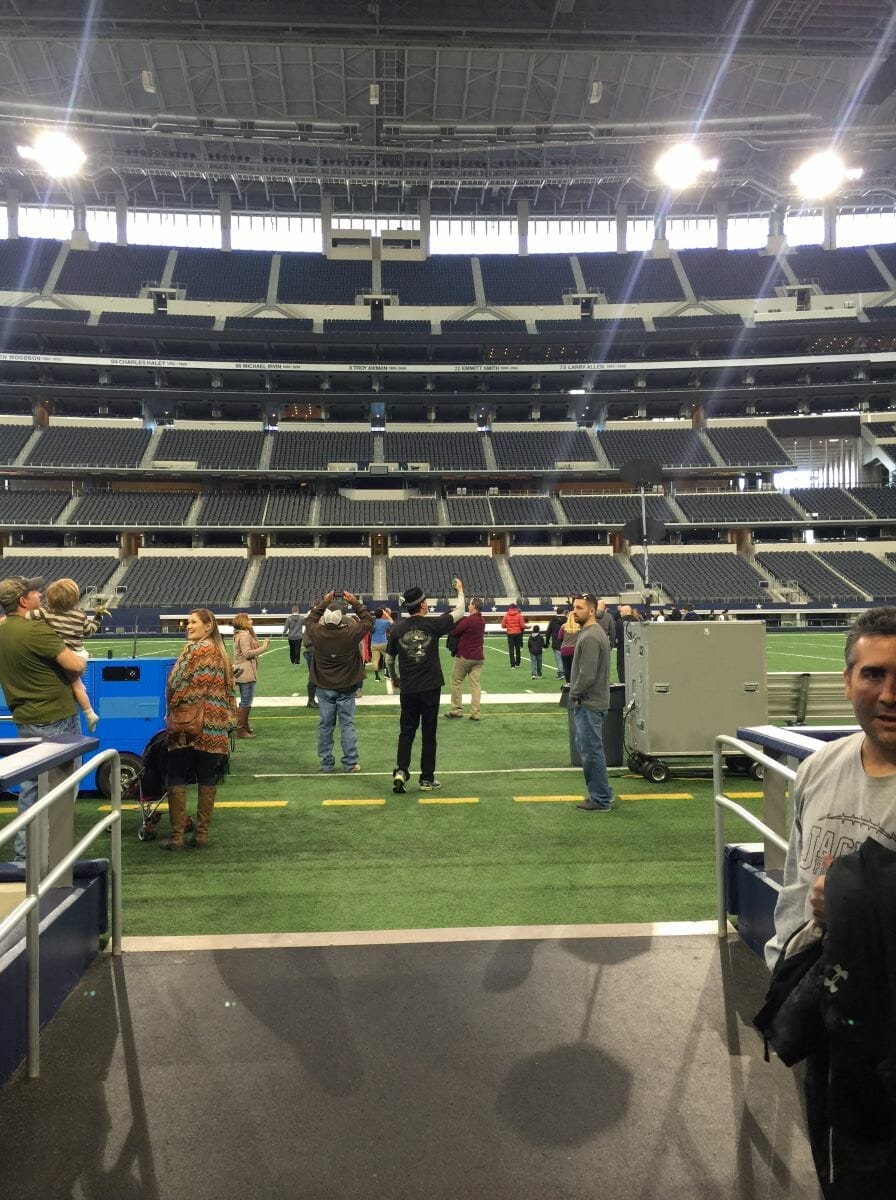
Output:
(0, 934), (818, 1199)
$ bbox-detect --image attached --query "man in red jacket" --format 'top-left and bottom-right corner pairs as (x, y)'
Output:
(501, 603), (526, 669)
(446, 596), (486, 721)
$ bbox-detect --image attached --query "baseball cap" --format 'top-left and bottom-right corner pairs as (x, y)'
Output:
(321, 603), (346, 627)
(400, 586), (426, 610)
(0, 575), (43, 614)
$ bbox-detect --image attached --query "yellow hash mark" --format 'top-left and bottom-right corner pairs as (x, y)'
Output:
(418, 796), (479, 805)
(618, 793), (693, 801)
(322, 799), (386, 807)
(513, 795), (582, 803)
(724, 792), (763, 799)
(0, 805), (17, 814)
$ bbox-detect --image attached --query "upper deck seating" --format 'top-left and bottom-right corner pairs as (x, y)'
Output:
(381, 257), (475, 306)
(197, 492), (268, 526)
(317, 496), (439, 527)
(490, 497), (556, 525)
(815, 551), (896, 601)
(118, 556), (248, 607)
(172, 248), (271, 302)
(252, 556), (372, 607)
(865, 423), (896, 439)
(441, 319), (528, 334)
(559, 494), (677, 526)
(704, 426), (792, 467)
(847, 488), (896, 519)
(223, 316), (313, 332)
(269, 431), (372, 471)
(755, 551), (865, 603)
(632, 552), (768, 606)
(596, 428), (713, 469)
(0, 425), (35, 465)
(787, 246), (886, 294)
(153, 429), (265, 471)
(508, 553), (632, 598)
(869, 244), (896, 283)
(56, 245), (168, 297)
(0, 555), (118, 590)
(578, 253), (684, 303)
(677, 248), (787, 300)
(382, 433), (487, 471)
(70, 491), (195, 526)
(492, 430), (597, 470)
(0, 238), (61, 291)
(445, 497), (493, 525)
(479, 254), (575, 305)
(27, 427), (150, 468)
(863, 306), (896, 322)
(788, 489), (870, 521)
(0, 491), (71, 525)
(0, 305), (89, 323)
(277, 254), (371, 304)
(675, 491), (799, 524)
(97, 312), (215, 328)
(653, 314), (744, 330)
(263, 491), (313, 526)
(386, 555), (504, 600)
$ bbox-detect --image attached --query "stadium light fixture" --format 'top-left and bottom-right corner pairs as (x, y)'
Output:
(17, 130), (86, 177)
(653, 143), (718, 191)
(790, 150), (863, 199)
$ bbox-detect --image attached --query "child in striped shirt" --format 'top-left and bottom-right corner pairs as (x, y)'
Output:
(29, 577), (104, 730)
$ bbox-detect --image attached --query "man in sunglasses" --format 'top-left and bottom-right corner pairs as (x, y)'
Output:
(569, 592), (613, 812)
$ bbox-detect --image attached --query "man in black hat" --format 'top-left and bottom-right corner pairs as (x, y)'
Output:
(386, 578), (464, 793)
(0, 575), (87, 864)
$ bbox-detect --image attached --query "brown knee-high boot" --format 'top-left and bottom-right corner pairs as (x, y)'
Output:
(235, 708), (255, 739)
(190, 785), (217, 848)
(162, 785), (187, 851)
(245, 706), (256, 736)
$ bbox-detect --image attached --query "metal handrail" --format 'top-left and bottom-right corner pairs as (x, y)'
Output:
(712, 734), (794, 941)
(0, 747), (122, 1079)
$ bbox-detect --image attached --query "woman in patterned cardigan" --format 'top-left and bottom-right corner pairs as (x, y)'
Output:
(163, 608), (237, 851)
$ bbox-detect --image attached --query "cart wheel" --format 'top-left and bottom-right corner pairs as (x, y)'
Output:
(748, 761), (765, 782)
(626, 755), (642, 773)
(137, 824), (148, 841)
(96, 752), (143, 800)
(645, 760), (670, 784)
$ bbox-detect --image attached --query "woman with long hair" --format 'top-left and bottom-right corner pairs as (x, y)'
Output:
(558, 609), (580, 684)
(232, 611), (269, 739)
(163, 608), (236, 850)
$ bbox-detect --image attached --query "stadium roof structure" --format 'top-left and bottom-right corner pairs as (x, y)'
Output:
(0, 0), (895, 217)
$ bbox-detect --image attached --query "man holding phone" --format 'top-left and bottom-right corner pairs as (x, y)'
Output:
(304, 590), (374, 773)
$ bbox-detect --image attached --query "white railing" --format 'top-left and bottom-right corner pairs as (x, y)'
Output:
(0, 748), (122, 1078)
(712, 734), (793, 940)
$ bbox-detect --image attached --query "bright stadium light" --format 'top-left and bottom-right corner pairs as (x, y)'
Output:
(17, 130), (86, 178)
(653, 143), (719, 191)
(790, 150), (863, 199)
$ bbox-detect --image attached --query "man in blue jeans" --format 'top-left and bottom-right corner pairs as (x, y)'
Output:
(305, 589), (374, 773)
(569, 592), (613, 812)
(0, 575), (87, 863)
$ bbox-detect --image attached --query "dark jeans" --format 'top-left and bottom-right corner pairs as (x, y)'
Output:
(304, 650), (316, 703)
(166, 747), (224, 788)
(561, 654), (573, 683)
(530, 652), (542, 677)
(288, 639), (302, 665)
(396, 687), (440, 783)
(506, 633), (523, 666)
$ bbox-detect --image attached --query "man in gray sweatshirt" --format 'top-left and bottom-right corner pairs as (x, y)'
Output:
(569, 592), (613, 812)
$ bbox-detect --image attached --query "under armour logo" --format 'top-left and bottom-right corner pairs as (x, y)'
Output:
(823, 964), (849, 993)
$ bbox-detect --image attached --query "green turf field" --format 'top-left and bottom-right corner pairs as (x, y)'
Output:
(1, 629), (851, 938)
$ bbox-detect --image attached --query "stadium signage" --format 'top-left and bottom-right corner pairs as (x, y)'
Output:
(0, 350), (891, 375)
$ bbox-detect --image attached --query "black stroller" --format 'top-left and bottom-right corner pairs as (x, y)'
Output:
(124, 730), (194, 842)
